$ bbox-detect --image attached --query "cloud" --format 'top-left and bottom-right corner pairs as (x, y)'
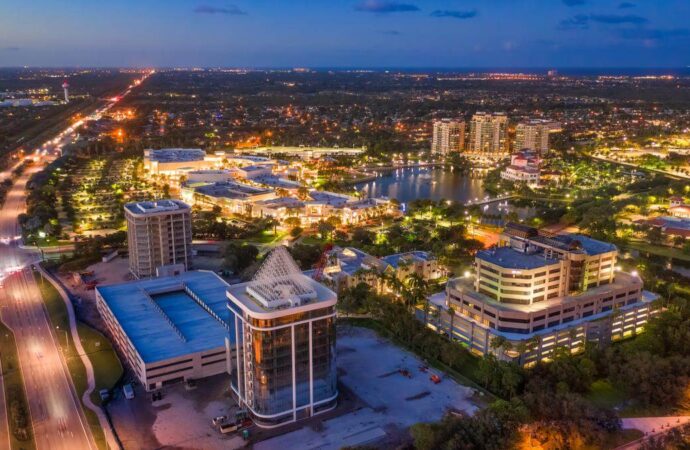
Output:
(559, 14), (589, 29)
(193, 4), (247, 15)
(562, 0), (586, 6)
(618, 2), (636, 8)
(618, 28), (690, 40)
(589, 13), (648, 25)
(354, 1), (419, 13)
(430, 9), (477, 19)
(559, 13), (648, 29)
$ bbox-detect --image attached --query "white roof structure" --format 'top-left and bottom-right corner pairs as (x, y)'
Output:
(246, 247), (318, 309)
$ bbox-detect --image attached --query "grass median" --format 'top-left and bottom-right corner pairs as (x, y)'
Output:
(0, 320), (36, 450)
(34, 271), (123, 450)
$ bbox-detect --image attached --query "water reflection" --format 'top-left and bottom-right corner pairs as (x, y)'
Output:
(356, 166), (485, 203)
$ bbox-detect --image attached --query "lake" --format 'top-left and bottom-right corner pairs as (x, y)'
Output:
(354, 166), (531, 222)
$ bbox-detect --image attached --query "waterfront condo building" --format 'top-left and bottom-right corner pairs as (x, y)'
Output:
(431, 119), (465, 154)
(468, 112), (509, 155)
(515, 120), (551, 153)
(226, 247), (338, 428)
(422, 223), (657, 366)
(125, 199), (193, 279)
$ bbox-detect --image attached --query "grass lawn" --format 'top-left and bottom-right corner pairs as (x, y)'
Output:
(0, 321), (35, 450)
(602, 429), (645, 448)
(300, 235), (326, 245)
(34, 271), (122, 450)
(624, 240), (690, 262)
(587, 379), (626, 409)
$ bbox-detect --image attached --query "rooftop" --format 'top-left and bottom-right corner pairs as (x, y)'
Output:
(477, 246), (559, 270)
(381, 251), (433, 269)
(189, 181), (273, 199)
(96, 271), (232, 364)
(145, 148), (206, 163)
(228, 247), (336, 317)
(448, 271), (644, 315)
(125, 199), (190, 216)
(503, 223), (617, 256)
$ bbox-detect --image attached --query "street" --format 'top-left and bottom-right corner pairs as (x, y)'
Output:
(0, 160), (95, 449)
(0, 71), (151, 449)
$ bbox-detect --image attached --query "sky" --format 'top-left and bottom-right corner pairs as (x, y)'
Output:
(0, 0), (688, 68)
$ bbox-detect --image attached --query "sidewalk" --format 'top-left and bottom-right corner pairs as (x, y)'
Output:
(37, 265), (121, 450)
(617, 416), (690, 449)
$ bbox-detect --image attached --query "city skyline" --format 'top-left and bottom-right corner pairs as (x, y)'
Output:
(1, 0), (689, 68)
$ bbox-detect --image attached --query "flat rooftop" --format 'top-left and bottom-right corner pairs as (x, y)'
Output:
(191, 181), (273, 199)
(448, 271), (644, 315)
(97, 271), (233, 364)
(477, 246), (559, 270)
(146, 148), (206, 162)
(125, 199), (190, 216)
(228, 274), (336, 316)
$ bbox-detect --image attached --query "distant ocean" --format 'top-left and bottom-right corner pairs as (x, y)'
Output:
(312, 67), (690, 77)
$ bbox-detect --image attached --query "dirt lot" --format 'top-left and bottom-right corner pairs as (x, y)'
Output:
(256, 325), (479, 450)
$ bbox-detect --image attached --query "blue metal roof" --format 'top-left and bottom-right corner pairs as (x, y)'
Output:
(96, 271), (233, 364)
(477, 247), (559, 270)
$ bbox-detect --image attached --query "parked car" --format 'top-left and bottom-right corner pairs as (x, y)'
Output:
(123, 384), (135, 400)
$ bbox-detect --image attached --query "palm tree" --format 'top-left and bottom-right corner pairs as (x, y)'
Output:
(447, 305), (456, 341)
(405, 273), (429, 316)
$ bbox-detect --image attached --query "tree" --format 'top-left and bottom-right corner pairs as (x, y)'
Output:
(290, 226), (303, 238)
(284, 217), (301, 228)
(223, 243), (259, 274)
(317, 221), (335, 240)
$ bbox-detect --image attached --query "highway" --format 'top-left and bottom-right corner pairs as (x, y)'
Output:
(0, 70), (152, 449)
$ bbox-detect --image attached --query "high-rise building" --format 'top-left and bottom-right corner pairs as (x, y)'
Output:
(468, 112), (508, 154)
(421, 224), (658, 366)
(125, 199), (193, 279)
(227, 247), (338, 428)
(431, 119), (465, 154)
(515, 120), (551, 153)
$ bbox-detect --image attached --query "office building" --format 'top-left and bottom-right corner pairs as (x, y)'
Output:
(468, 112), (508, 155)
(227, 247), (338, 428)
(125, 200), (193, 279)
(96, 271), (233, 391)
(515, 120), (551, 153)
(421, 224), (658, 366)
(431, 119), (465, 154)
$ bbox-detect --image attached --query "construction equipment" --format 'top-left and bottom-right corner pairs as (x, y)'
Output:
(312, 243), (334, 281)
(430, 374), (441, 384)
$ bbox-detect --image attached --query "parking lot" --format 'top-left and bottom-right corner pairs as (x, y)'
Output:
(108, 373), (245, 450)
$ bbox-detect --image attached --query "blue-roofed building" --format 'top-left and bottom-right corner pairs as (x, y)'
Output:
(308, 247), (446, 293)
(96, 270), (234, 391)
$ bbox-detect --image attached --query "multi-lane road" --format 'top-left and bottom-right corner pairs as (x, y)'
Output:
(0, 71), (151, 450)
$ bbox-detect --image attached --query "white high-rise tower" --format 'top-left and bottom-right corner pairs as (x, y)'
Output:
(61, 80), (69, 103)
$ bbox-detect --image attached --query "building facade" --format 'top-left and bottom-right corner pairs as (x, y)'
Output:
(515, 120), (551, 153)
(468, 112), (508, 155)
(501, 150), (541, 186)
(431, 119), (465, 155)
(421, 224), (658, 366)
(125, 200), (193, 279)
(226, 247), (338, 428)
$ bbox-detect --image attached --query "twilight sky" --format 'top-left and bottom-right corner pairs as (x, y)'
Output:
(1, 0), (688, 68)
